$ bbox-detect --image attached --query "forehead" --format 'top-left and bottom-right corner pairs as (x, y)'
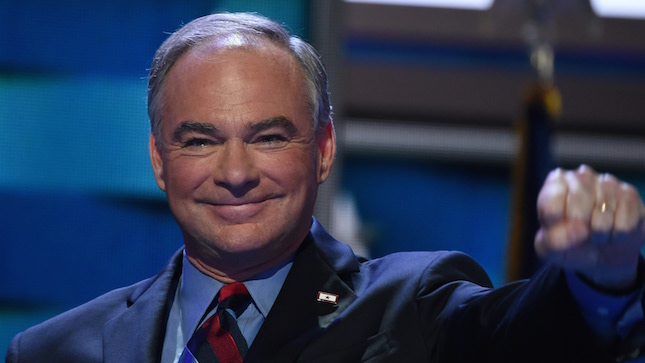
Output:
(160, 40), (310, 132)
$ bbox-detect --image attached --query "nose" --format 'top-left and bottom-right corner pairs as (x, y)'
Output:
(214, 140), (260, 196)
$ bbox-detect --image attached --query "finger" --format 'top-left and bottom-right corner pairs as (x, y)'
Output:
(537, 168), (567, 227)
(576, 164), (597, 175)
(534, 220), (589, 258)
(589, 173), (619, 244)
(564, 167), (595, 222)
(614, 183), (642, 235)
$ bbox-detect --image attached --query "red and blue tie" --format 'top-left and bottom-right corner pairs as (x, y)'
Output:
(179, 283), (251, 363)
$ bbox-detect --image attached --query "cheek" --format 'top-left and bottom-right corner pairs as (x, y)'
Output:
(164, 158), (211, 194)
(266, 156), (318, 200)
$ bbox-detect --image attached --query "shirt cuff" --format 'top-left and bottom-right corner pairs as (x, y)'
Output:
(565, 270), (644, 338)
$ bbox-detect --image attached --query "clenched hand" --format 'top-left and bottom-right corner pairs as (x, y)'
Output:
(535, 165), (645, 290)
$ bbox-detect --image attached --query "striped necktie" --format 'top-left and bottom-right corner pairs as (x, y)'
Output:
(179, 283), (251, 363)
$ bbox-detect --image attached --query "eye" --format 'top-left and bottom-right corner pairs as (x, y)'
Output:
(183, 138), (212, 148)
(256, 134), (288, 144)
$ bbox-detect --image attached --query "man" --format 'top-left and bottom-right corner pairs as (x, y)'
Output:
(6, 12), (645, 363)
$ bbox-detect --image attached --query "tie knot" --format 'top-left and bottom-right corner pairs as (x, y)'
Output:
(218, 283), (250, 313)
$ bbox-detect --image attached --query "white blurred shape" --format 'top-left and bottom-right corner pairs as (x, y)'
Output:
(330, 193), (371, 258)
(591, 0), (645, 19)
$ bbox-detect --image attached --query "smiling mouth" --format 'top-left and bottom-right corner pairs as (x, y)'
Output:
(201, 198), (274, 222)
(209, 196), (273, 207)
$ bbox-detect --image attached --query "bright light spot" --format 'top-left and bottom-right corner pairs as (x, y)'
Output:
(591, 0), (645, 19)
(344, 0), (494, 11)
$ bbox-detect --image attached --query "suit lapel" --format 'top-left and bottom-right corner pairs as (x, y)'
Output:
(245, 219), (359, 362)
(103, 249), (182, 363)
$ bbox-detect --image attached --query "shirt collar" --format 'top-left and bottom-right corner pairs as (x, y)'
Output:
(179, 250), (293, 332)
(244, 255), (293, 317)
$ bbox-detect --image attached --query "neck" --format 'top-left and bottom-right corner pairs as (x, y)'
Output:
(185, 242), (301, 283)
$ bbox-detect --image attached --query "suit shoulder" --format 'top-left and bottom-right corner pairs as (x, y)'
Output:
(364, 250), (481, 271)
(41, 276), (151, 326)
(361, 250), (492, 288)
(7, 277), (153, 360)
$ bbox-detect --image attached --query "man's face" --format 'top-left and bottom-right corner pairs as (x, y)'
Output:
(149, 43), (335, 281)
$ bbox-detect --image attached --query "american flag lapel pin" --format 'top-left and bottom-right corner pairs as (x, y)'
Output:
(317, 291), (339, 305)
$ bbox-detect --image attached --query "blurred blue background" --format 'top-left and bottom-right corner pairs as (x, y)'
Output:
(2, 0), (645, 357)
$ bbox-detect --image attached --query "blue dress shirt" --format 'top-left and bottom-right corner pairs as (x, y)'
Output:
(566, 270), (645, 339)
(160, 251), (293, 363)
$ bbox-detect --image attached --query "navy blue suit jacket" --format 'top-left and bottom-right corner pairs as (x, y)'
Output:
(6, 219), (640, 362)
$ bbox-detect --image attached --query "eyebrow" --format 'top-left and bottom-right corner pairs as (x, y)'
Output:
(170, 116), (299, 143)
(171, 121), (219, 142)
(248, 116), (298, 136)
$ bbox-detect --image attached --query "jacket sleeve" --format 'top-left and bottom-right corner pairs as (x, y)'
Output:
(415, 251), (632, 362)
(6, 332), (21, 363)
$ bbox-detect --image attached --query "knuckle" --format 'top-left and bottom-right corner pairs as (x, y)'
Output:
(598, 174), (618, 189)
(545, 168), (564, 182)
(576, 164), (594, 175)
(600, 172), (618, 182)
(577, 164), (595, 174)
(619, 183), (638, 198)
(538, 180), (566, 202)
(566, 171), (593, 193)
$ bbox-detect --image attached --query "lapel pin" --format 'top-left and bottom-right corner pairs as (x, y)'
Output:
(317, 291), (339, 305)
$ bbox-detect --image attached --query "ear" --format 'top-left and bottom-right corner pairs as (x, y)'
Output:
(316, 120), (336, 184)
(149, 133), (167, 192)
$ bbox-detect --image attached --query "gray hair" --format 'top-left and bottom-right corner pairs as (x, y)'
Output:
(147, 12), (331, 147)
